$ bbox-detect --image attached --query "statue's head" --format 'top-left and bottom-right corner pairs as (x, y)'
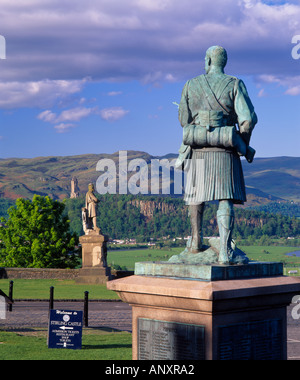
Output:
(88, 183), (94, 192)
(205, 46), (228, 74)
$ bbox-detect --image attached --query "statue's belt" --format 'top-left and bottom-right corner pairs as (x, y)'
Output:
(193, 110), (233, 130)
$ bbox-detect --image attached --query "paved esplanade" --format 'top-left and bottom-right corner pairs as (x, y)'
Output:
(1, 301), (300, 360)
(0, 301), (132, 332)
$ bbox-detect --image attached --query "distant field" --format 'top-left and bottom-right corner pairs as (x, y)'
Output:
(241, 245), (300, 264)
(0, 245), (299, 300)
(108, 245), (300, 270)
(108, 248), (177, 270)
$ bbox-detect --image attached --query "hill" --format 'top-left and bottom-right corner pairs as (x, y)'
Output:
(0, 152), (298, 205)
(242, 156), (300, 202)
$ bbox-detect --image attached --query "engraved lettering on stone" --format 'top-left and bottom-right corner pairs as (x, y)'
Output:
(138, 318), (205, 360)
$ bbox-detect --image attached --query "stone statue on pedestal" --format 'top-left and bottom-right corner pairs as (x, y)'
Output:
(109, 46), (300, 362)
(82, 183), (100, 235)
(77, 183), (111, 284)
(171, 46), (258, 265)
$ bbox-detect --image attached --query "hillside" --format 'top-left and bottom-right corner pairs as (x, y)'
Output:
(242, 156), (300, 202)
(0, 152), (298, 205)
(62, 195), (300, 241)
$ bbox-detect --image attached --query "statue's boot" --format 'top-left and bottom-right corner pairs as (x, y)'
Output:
(188, 204), (205, 253)
(217, 208), (234, 264)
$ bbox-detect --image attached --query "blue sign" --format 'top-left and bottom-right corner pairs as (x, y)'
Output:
(48, 309), (83, 350)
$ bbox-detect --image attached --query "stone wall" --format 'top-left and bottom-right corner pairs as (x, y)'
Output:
(0, 267), (133, 280)
(0, 267), (79, 280)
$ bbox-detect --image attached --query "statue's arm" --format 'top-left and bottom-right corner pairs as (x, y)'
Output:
(178, 81), (193, 127)
(90, 192), (99, 203)
(234, 79), (258, 145)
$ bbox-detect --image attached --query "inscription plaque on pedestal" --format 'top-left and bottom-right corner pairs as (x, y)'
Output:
(138, 318), (205, 360)
(218, 319), (283, 360)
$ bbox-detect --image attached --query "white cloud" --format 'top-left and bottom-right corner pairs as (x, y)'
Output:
(285, 86), (300, 96)
(107, 91), (122, 96)
(38, 106), (97, 133)
(0, 79), (86, 109)
(258, 74), (300, 96)
(39, 105), (128, 124)
(257, 88), (266, 98)
(38, 105), (129, 133)
(0, 1), (299, 91)
(54, 123), (76, 133)
(99, 107), (129, 122)
(37, 110), (57, 122)
(136, 0), (171, 11)
(56, 107), (96, 123)
(258, 75), (281, 84)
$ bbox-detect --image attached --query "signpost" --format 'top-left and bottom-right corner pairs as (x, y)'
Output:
(48, 309), (83, 350)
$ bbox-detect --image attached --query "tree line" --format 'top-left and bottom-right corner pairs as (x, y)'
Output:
(63, 194), (300, 242)
(0, 195), (299, 268)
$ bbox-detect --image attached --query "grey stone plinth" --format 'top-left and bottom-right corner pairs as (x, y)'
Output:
(77, 233), (112, 284)
(79, 233), (108, 268)
(75, 267), (113, 284)
(134, 261), (283, 281)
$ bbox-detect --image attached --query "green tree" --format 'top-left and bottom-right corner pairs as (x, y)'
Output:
(0, 195), (79, 268)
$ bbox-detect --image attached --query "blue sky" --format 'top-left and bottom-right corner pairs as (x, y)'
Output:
(0, 0), (299, 158)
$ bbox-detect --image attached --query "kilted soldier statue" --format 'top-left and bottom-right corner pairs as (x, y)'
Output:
(177, 46), (257, 265)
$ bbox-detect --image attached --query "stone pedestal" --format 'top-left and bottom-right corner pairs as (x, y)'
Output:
(107, 262), (300, 360)
(76, 267), (112, 284)
(76, 233), (113, 284)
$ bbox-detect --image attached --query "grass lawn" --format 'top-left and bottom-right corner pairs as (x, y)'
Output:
(108, 248), (176, 270)
(0, 279), (120, 300)
(108, 245), (300, 270)
(0, 329), (132, 360)
(241, 245), (300, 265)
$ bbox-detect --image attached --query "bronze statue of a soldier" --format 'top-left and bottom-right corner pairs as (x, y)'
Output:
(177, 46), (257, 265)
